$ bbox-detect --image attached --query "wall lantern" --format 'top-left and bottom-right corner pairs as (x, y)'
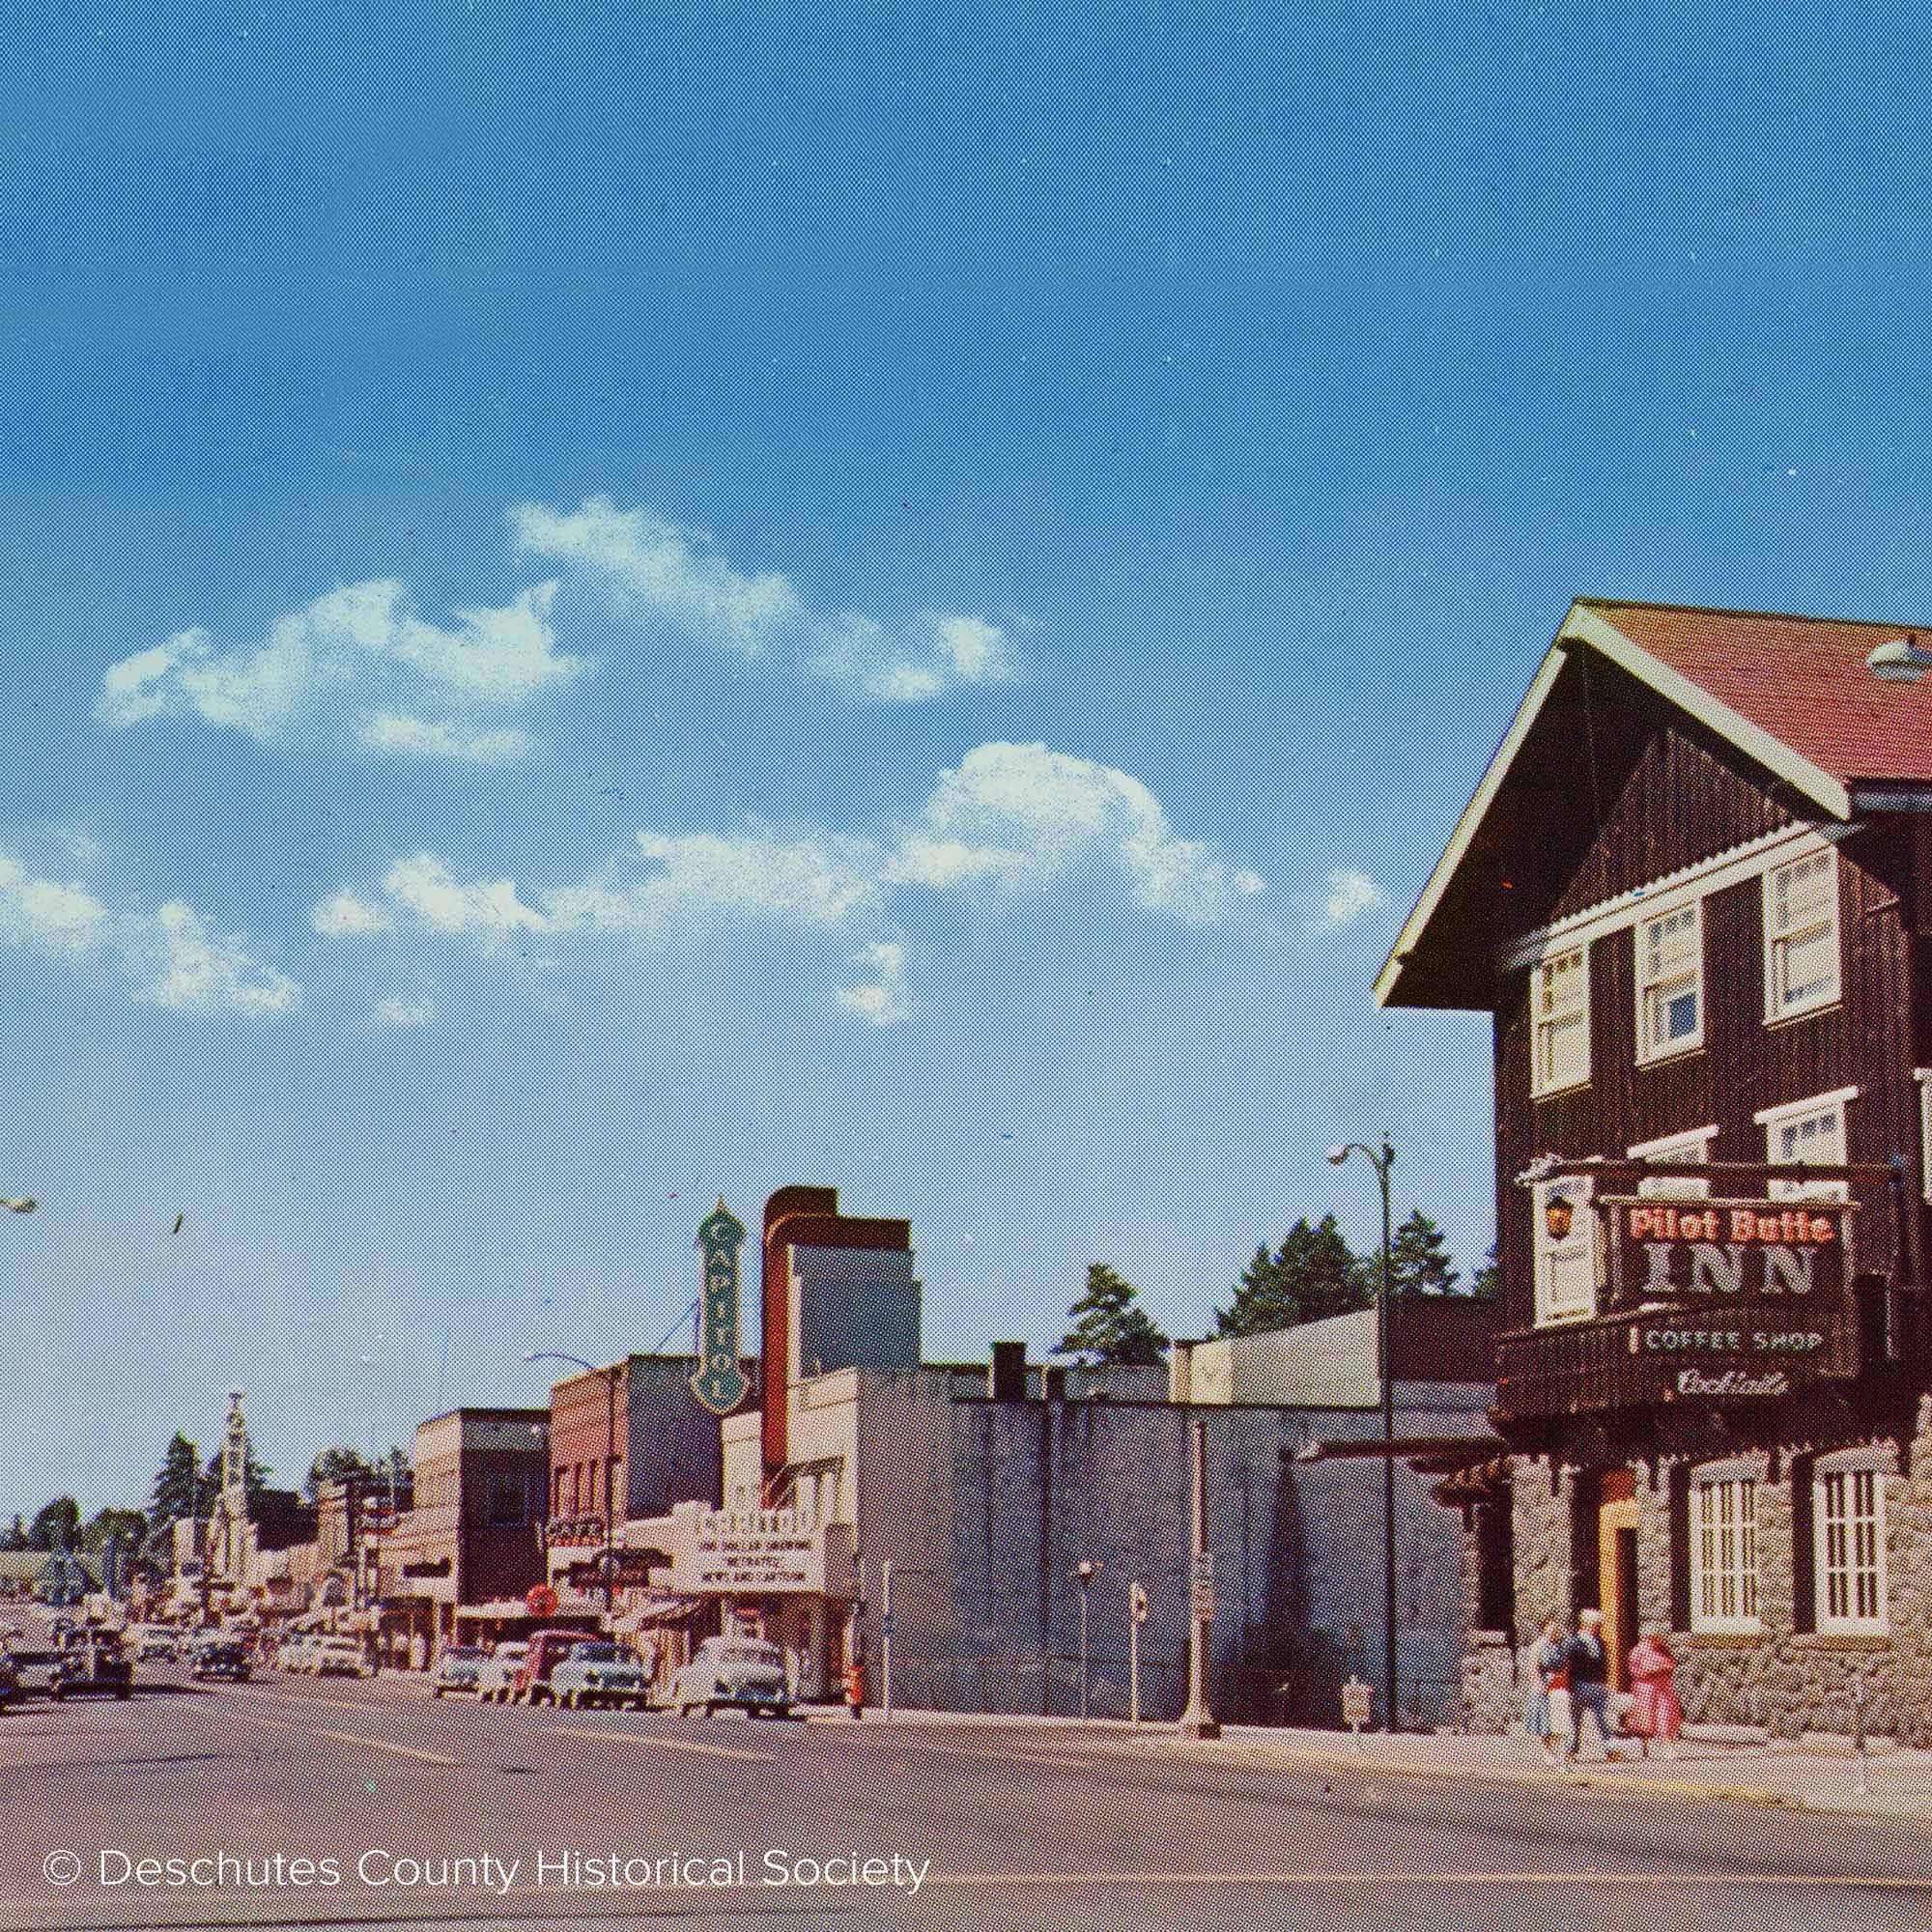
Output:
(1545, 1194), (1576, 1241)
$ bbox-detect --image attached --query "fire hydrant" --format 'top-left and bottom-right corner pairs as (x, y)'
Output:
(845, 1660), (866, 1719)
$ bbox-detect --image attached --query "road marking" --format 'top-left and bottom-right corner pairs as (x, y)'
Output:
(545, 1721), (776, 1762)
(233, 1690), (405, 1718)
(239, 1715), (460, 1767)
(909, 1742), (1114, 1772)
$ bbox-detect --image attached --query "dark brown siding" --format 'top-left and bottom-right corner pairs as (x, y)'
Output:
(1493, 715), (1921, 1333)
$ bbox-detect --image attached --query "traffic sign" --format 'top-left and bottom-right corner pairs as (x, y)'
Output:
(1191, 1580), (1213, 1622)
(1341, 1674), (1374, 1732)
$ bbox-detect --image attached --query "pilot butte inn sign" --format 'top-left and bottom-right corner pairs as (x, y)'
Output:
(1605, 1196), (1855, 1399)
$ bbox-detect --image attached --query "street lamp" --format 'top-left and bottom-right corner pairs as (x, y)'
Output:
(525, 1351), (618, 1619)
(2, 1197), (34, 1213)
(1074, 1560), (1103, 1719)
(1328, 1138), (1399, 1733)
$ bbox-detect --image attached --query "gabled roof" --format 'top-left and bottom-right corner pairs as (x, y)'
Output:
(1375, 598), (1932, 1009)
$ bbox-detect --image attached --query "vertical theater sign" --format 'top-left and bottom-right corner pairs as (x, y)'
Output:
(693, 1199), (750, 1415)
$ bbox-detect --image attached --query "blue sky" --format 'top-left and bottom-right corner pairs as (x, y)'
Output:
(6, 0), (1932, 1515)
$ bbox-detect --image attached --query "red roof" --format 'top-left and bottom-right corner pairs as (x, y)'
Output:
(1587, 600), (1932, 786)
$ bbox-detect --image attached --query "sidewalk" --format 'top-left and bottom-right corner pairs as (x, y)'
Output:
(813, 1705), (1932, 1825)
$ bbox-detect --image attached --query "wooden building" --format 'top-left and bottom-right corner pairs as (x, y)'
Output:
(1380, 600), (1932, 1743)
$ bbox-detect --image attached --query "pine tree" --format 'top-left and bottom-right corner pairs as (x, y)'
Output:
(1374, 1210), (1462, 1296)
(1468, 1242), (1500, 1299)
(1214, 1216), (1370, 1335)
(29, 1497), (80, 1550)
(306, 1446), (375, 1500)
(149, 1434), (201, 1527)
(1058, 1263), (1169, 1365)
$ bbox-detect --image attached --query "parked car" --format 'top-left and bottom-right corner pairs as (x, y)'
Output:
(0, 1648), (18, 1709)
(669, 1637), (790, 1719)
(550, 1641), (653, 1710)
(311, 1636), (370, 1678)
(512, 1629), (587, 1705)
(189, 1638), (251, 1683)
(430, 1645), (487, 1695)
(134, 1628), (180, 1662)
(51, 1629), (133, 1700)
(475, 1641), (528, 1702)
(279, 1634), (320, 1672)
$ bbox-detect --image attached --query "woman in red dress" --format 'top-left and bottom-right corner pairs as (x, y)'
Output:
(1625, 1624), (1683, 1756)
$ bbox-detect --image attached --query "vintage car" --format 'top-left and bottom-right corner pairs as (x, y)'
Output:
(475, 1641), (528, 1702)
(189, 1637), (252, 1682)
(311, 1635), (371, 1678)
(669, 1637), (790, 1719)
(430, 1645), (488, 1695)
(511, 1629), (588, 1705)
(51, 1629), (133, 1699)
(0, 1647), (18, 1708)
(549, 1641), (653, 1710)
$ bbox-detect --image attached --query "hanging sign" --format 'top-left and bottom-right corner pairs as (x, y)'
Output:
(692, 1199), (750, 1414)
(1606, 1196), (1851, 1304)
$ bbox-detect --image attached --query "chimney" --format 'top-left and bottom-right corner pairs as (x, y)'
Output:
(988, 1341), (1028, 1402)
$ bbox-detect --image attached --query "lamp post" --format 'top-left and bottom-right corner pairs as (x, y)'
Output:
(1328, 1138), (1399, 1733)
(526, 1352), (619, 1619)
(2, 1197), (34, 1214)
(1074, 1560), (1102, 1719)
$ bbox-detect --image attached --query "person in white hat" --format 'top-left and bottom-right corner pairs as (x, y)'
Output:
(1564, 1607), (1615, 1761)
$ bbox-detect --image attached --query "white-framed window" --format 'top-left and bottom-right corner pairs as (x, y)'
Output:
(1630, 1124), (1718, 1199)
(1690, 1464), (1762, 1634)
(1764, 849), (1841, 1022)
(1757, 1087), (1857, 1201)
(1812, 1452), (1889, 1635)
(1533, 1176), (1598, 1325)
(1532, 946), (1590, 1096)
(1637, 901), (1704, 1062)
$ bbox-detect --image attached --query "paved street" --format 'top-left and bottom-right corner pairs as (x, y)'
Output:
(2, 1658), (1929, 1932)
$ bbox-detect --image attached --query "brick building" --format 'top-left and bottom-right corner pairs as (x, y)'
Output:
(373, 1408), (548, 1659)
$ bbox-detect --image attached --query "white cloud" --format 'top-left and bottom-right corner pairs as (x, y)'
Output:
(138, 902), (298, 1013)
(1318, 867), (1388, 927)
(373, 997), (434, 1028)
(382, 854), (549, 939)
(312, 890), (395, 937)
(513, 497), (798, 656)
(98, 581), (584, 759)
(836, 941), (909, 1026)
(517, 496), (1014, 702)
(0, 855), (112, 954)
(889, 743), (1264, 922)
(356, 711), (534, 765)
(0, 851), (294, 1013)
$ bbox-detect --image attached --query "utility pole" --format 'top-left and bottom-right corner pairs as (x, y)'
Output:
(1075, 1560), (1102, 1719)
(1179, 1414), (1219, 1739)
(880, 1560), (893, 1719)
(1128, 1580), (1148, 1725)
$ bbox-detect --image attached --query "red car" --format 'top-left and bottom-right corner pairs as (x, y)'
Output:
(512, 1628), (590, 1705)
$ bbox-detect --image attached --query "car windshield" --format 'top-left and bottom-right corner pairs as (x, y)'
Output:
(718, 1644), (781, 1665)
(444, 1647), (485, 1661)
(576, 1644), (624, 1662)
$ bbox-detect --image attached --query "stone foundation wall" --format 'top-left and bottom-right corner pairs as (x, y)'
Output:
(1490, 1398), (1932, 1747)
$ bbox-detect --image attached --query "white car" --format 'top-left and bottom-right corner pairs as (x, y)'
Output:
(278, 1634), (320, 1672)
(311, 1636), (370, 1678)
(475, 1641), (528, 1702)
(669, 1637), (790, 1719)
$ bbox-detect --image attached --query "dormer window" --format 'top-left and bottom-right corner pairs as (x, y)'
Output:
(1637, 901), (1703, 1063)
(1531, 947), (1589, 1096)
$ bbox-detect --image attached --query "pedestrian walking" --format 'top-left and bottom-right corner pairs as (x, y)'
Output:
(1625, 1624), (1682, 1758)
(1564, 1607), (1615, 1761)
(1525, 1616), (1568, 1764)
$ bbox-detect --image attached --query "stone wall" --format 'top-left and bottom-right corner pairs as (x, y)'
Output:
(1486, 1401), (1932, 1746)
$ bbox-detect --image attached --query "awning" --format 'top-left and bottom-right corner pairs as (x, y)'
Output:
(618, 1596), (702, 1629)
